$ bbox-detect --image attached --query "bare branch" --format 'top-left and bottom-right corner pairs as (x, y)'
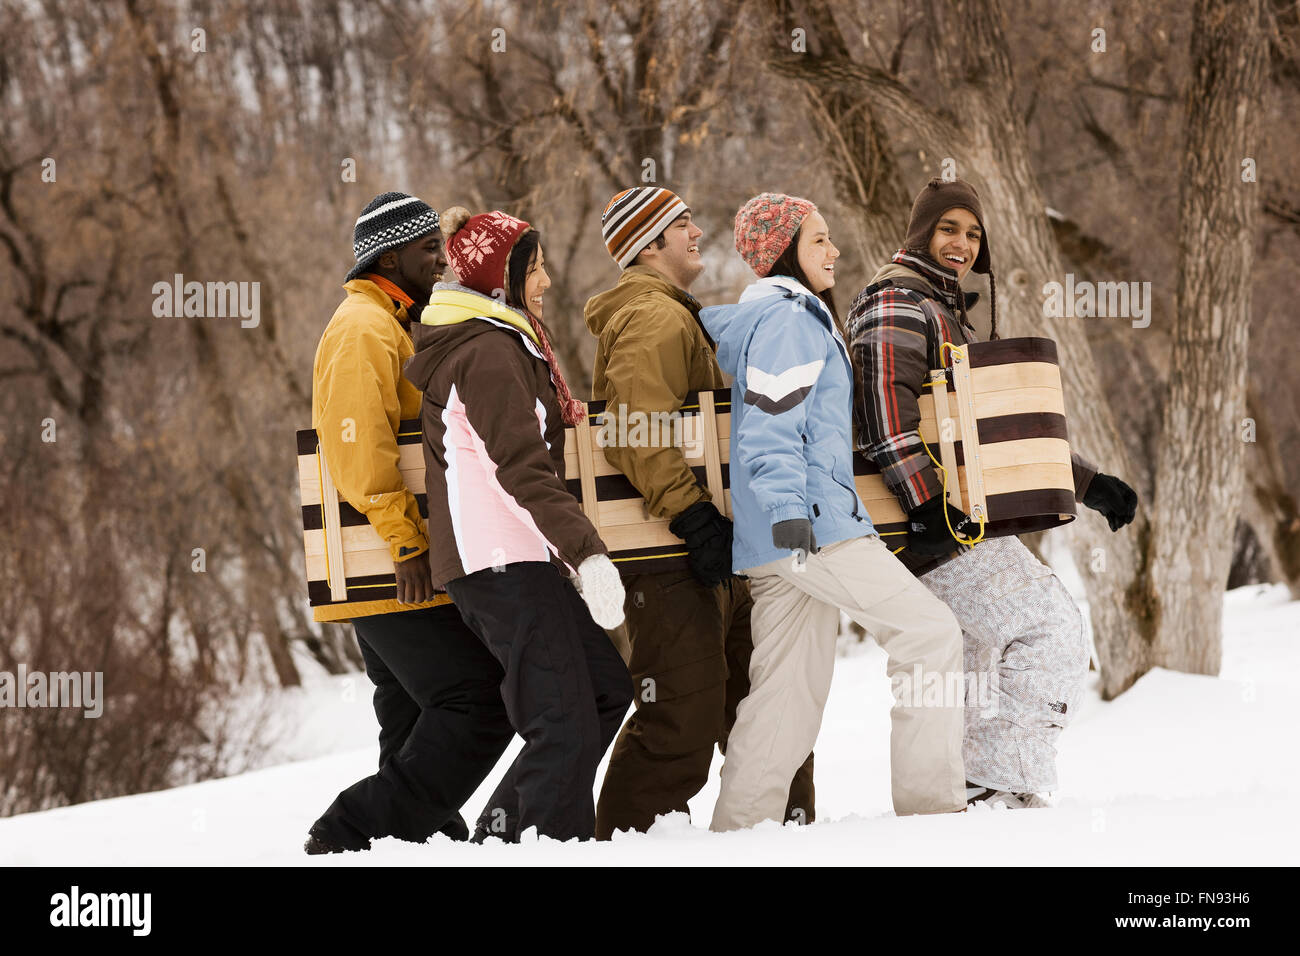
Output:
(764, 52), (963, 146)
(1264, 191), (1300, 229)
(1084, 76), (1177, 102)
(51, 279), (93, 324)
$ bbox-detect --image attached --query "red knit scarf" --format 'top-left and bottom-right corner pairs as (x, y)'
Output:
(525, 314), (586, 426)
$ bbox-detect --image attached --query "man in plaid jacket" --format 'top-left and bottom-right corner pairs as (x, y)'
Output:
(847, 178), (1138, 807)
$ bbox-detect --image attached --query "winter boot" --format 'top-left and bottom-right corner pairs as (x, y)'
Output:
(439, 813), (471, 842)
(304, 825), (360, 855)
(1013, 792), (1056, 809)
(965, 783), (1026, 809)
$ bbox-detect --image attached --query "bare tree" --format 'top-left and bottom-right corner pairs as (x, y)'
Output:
(1144, 0), (1267, 673)
(758, 1), (912, 274)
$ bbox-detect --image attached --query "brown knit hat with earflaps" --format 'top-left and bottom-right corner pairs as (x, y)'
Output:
(903, 178), (991, 274)
(903, 177), (998, 339)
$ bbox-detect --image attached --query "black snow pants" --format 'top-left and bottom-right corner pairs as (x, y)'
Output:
(309, 602), (515, 850)
(445, 561), (634, 843)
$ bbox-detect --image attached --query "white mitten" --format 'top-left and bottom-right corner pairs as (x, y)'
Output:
(576, 554), (626, 629)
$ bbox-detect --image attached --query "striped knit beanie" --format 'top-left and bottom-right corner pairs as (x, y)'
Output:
(345, 192), (441, 281)
(601, 187), (690, 269)
(733, 192), (817, 278)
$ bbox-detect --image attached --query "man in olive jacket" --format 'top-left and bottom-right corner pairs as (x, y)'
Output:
(586, 187), (815, 838)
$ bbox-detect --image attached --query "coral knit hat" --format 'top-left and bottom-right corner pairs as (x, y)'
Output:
(733, 192), (817, 277)
(442, 207), (532, 296)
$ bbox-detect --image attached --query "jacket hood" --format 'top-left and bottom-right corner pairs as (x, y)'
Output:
(404, 282), (540, 390)
(700, 275), (835, 378)
(583, 264), (701, 337)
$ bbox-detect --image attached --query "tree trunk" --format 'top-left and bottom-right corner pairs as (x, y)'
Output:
(1144, 0), (1267, 672)
(256, 594), (302, 689)
(1241, 387), (1300, 590)
(766, 1), (911, 274)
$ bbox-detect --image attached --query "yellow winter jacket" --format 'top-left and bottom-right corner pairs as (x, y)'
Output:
(310, 278), (450, 622)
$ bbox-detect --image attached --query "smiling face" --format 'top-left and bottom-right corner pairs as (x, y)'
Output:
(379, 228), (448, 303)
(795, 210), (839, 294)
(637, 212), (704, 291)
(928, 207), (982, 281)
(522, 245), (551, 319)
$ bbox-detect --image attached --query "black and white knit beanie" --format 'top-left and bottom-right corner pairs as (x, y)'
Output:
(344, 192), (441, 281)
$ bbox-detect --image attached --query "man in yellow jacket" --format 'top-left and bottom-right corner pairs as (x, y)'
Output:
(305, 192), (513, 854)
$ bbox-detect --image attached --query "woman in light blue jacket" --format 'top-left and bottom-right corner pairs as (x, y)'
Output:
(700, 193), (966, 831)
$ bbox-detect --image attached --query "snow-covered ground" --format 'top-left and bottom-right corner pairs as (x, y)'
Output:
(1, 583), (1295, 866)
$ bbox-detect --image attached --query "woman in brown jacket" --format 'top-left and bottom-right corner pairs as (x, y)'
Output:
(404, 207), (632, 842)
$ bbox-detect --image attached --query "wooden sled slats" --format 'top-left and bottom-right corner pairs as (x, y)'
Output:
(295, 337), (1076, 602)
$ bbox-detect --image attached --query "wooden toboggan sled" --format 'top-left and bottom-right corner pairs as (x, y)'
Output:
(296, 337), (1076, 610)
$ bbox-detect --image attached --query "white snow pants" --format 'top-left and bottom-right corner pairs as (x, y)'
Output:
(711, 535), (966, 832)
(920, 536), (1090, 793)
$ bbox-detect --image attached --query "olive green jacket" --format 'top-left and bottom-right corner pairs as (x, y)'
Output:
(584, 266), (727, 520)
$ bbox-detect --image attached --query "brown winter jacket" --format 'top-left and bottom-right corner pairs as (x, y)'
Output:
(404, 283), (608, 589)
(584, 265), (727, 520)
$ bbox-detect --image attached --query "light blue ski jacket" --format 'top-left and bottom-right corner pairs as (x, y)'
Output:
(700, 275), (874, 573)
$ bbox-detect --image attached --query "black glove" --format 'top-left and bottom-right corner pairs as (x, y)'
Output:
(1082, 473), (1137, 531)
(906, 495), (973, 557)
(669, 500), (733, 588)
(772, 518), (818, 561)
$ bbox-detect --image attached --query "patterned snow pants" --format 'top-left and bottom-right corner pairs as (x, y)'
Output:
(919, 536), (1089, 793)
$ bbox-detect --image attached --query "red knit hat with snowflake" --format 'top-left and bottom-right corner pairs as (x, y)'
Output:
(443, 207), (532, 295)
(440, 206), (586, 425)
(733, 192), (817, 277)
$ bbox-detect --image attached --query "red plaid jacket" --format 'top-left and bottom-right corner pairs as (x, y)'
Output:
(847, 250), (1097, 516)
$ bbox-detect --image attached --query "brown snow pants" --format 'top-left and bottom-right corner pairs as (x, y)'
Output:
(595, 568), (816, 838)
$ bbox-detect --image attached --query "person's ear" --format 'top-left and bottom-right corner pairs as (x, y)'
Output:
(378, 250), (398, 270)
